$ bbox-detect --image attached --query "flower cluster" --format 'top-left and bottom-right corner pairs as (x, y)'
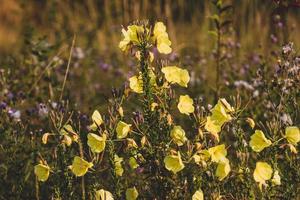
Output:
(32, 21), (300, 199)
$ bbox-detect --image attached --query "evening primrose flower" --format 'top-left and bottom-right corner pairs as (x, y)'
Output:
(126, 187), (139, 200)
(246, 117), (255, 129)
(129, 75), (143, 93)
(205, 99), (233, 139)
(90, 110), (103, 131)
(208, 144), (227, 163)
(285, 126), (300, 145)
(34, 163), (50, 182)
(129, 157), (139, 169)
(87, 133), (106, 153)
(119, 25), (144, 51)
(116, 121), (131, 139)
(250, 130), (272, 152)
(161, 66), (190, 87)
(177, 95), (195, 115)
(170, 125), (187, 146)
(272, 170), (281, 186)
(95, 189), (114, 200)
(153, 22), (172, 54)
(253, 162), (273, 188)
(215, 158), (231, 181)
(69, 156), (93, 177)
(164, 152), (185, 173)
(204, 116), (222, 140)
(192, 189), (204, 200)
(114, 154), (124, 176)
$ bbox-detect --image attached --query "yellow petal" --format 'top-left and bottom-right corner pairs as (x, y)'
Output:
(60, 124), (75, 135)
(208, 144), (227, 163)
(272, 170), (281, 186)
(177, 95), (195, 115)
(129, 75), (143, 94)
(246, 117), (255, 129)
(154, 22), (167, 37)
(63, 135), (73, 146)
(285, 126), (300, 145)
(90, 110), (103, 130)
(157, 42), (172, 54)
(95, 189), (114, 200)
(42, 133), (51, 144)
(204, 116), (221, 141)
(161, 66), (190, 87)
(70, 156), (93, 177)
(34, 164), (50, 182)
(164, 152), (185, 173)
(253, 161), (273, 185)
(129, 157), (139, 169)
(250, 130), (272, 152)
(126, 187), (139, 200)
(192, 189), (204, 200)
(215, 158), (231, 181)
(205, 99), (233, 137)
(210, 99), (232, 125)
(114, 154), (124, 176)
(170, 125), (187, 146)
(288, 144), (298, 154)
(87, 133), (106, 153)
(116, 121), (131, 139)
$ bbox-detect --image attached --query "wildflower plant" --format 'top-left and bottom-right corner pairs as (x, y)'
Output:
(1, 19), (299, 199)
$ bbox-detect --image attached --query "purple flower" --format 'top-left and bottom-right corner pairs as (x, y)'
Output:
(8, 109), (21, 121)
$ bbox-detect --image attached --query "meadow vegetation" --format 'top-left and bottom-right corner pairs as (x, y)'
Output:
(0, 0), (299, 199)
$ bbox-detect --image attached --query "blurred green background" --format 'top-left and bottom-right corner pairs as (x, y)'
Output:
(1, 0), (299, 54)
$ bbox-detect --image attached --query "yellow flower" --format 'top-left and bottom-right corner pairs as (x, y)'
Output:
(246, 117), (255, 129)
(193, 149), (211, 165)
(90, 110), (103, 131)
(210, 99), (233, 124)
(272, 170), (281, 186)
(205, 99), (233, 138)
(285, 126), (300, 145)
(215, 158), (231, 181)
(34, 163), (50, 182)
(87, 133), (106, 153)
(192, 189), (204, 200)
(116, 121), (131, 139)
(170, 125), (187, 146)
(63, 135), (72, 146)
(208, 144), (227, 163)
(288, 144), (298, 154)
(250, 130), (272, 152)
(126, 187), (139, 200)
(153, 22), (172, 54)
(164, 152), (185, 173)
(161, 66), (190, 87)
(153, 22), (166, 36)
(129, 157), (139, 169)
(95, 189), (114, 200)
(253, 162), (273, 187)
(42, 133), (51, 144)
(129, 75), (143, 94)
(70, 156), (93, 177)
(114, 154), (124, 176)
(204, 116), (221, 140)
(151, 102), (158, 111)
(60, 124), (75, 135)
(119, 25), (144, 51)
(177, 95), (195, 115)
